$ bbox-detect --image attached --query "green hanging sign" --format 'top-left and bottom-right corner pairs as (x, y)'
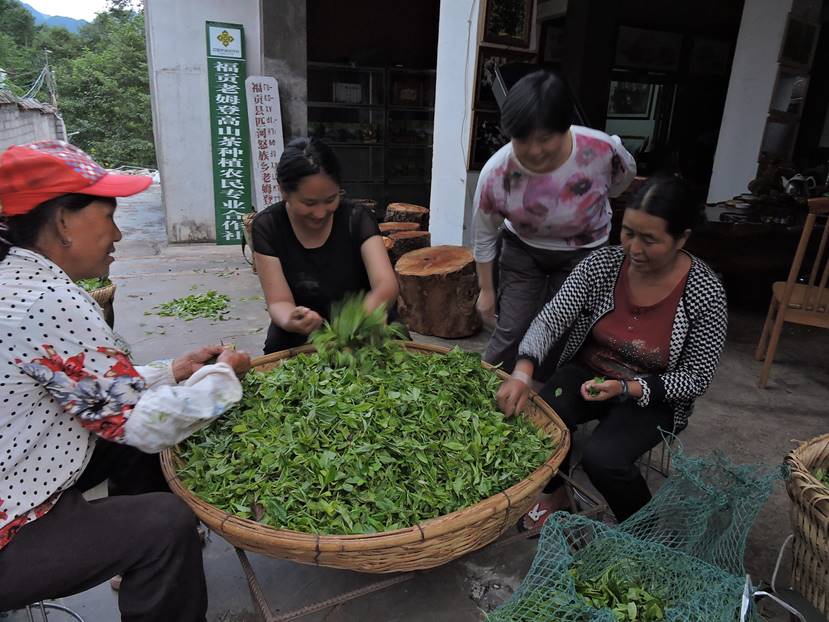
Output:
(205, 21), (252, 245)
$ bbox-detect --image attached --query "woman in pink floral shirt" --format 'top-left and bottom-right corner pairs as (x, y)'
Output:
(473, 71), (636, 382)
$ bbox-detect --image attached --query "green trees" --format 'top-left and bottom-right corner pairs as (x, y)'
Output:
(0, 1), (155, 167)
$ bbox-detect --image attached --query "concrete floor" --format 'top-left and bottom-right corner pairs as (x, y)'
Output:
(5, 186), (827, 621)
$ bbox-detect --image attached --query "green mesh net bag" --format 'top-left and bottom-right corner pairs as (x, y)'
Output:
(488, 443), (782, 622)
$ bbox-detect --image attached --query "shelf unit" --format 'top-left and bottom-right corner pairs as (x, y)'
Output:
(758, 13), (821, 167)
(308, 62), (436, 207)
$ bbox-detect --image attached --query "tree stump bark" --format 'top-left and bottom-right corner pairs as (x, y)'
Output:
(386, 203), (429, 230)
(379, 221), (420, 235)
(389, 231), (431, 264)
(395, 245), (481, 338)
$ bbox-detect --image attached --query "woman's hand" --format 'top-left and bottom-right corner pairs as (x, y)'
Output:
(496, 362), (534, 417)
(284, 306), (324, 335)
(581, 378), (623, 402)
(476, 287), (496, 328)
(217, 348), (251, 378)
(172, 345), (252, 382)
(496, 376), (531, 417)
(172, 345), (226, 382)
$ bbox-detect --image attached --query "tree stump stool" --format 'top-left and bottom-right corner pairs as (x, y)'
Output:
(389, 231), (431, 264)
(386, 203), (429, 230)
(379, 221), (420, 235)
(395, 245), (481, 338)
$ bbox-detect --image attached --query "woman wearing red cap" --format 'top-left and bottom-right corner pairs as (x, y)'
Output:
(0, 141), (251, 621)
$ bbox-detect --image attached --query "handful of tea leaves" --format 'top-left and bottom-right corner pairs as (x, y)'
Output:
(310, 296), (405, 367)
(588, 376), (606, 397)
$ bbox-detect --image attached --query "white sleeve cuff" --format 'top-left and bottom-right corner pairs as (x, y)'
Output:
(123, 362), (243, 453)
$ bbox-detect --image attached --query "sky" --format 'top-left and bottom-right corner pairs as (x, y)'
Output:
(23, 0), (109, 21)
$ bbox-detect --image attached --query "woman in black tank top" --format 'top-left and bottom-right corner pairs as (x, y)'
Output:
(252, 138), (399, 354)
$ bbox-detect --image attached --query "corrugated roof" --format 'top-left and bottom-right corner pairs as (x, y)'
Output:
(0, 89), (58, 114)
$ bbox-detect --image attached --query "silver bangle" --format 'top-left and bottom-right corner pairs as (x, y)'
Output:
(512, 370), (532, 385)
(618, 379), (629, 401)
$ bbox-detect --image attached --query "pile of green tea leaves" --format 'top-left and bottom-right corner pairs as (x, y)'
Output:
(814, 467), (829, 489)
(150, 290), (230, 321)
(179, 298), (553, 534)
(76, 277), (112, 292)
(571, 560), (668, 621)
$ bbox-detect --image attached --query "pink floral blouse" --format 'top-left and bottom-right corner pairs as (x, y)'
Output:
(472, 125), (636, 262)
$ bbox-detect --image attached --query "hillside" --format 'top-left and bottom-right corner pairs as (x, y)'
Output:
(21, 2), (87, 32)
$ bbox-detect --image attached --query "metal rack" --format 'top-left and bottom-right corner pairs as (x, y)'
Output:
(307, 62), (435, 207)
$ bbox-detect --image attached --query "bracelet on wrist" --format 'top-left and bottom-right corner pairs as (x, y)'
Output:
(511, 370), (532, 385)
(618, 379), (629, 401)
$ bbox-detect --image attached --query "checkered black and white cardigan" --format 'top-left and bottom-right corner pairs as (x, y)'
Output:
(517, 246), (728, 431)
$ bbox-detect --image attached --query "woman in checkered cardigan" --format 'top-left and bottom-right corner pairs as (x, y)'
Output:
(497, 175), (727, 528)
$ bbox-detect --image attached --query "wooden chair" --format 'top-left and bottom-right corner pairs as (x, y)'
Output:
(756, 197), (829, 387)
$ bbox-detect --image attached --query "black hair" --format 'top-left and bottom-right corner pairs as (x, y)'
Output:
(276, 137), (342, 194)
(0, 194), (115, 262)
(500, 70), (574, 140)
(627, 175), (702, 239)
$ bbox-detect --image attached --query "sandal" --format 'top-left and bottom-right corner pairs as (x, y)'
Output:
(516, 501), (553, 534)
(516, 487), (571, 534)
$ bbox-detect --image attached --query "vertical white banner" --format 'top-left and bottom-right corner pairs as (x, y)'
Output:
(245, 76), (285, 210)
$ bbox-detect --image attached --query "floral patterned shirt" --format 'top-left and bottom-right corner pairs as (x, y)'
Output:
(472, 125), (636, 262)
(0, 247), (243, 551)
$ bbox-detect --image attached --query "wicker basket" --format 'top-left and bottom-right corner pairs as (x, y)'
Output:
(88, 282), (116, 329)
(785, 433), (829, 618)
(161, 342), (570, 573)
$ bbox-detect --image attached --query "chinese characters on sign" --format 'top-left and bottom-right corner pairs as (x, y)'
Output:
(205, 22), (252, 245)
(245, 77), (285, 210)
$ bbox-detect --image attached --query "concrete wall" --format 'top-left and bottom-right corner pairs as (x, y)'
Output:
(144, 0), (262, 243)
(262, 0), (306, 140)
(429, 0), (483, 246)
(0, 105), (63, 151)
(707, 0), (793, 202)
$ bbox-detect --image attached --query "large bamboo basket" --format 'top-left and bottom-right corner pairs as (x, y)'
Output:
(161, 342), (569, 573)
(88, 282), (116, 328)
(785, 433), (829, 618)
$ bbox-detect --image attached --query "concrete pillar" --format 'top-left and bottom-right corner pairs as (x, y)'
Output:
(707, 0), (793, 202)
(144, 0), (262, 243)
(261, 0), (307, 141)
(428, 0), (483, 246)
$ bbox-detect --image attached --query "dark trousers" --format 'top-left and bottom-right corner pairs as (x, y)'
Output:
(264, 322), (308, 354)
(540, 363), (675, 522)
(0, 441), (207, 622)
(485, 231), (591, 381)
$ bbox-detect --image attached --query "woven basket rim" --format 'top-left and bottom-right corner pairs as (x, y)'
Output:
(87, 282), (116, 303)
(161, 341), (569, 555)
(785, 432), (829, 514)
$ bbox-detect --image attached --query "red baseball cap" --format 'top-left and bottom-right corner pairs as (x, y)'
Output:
(0, 140), (152, 217)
